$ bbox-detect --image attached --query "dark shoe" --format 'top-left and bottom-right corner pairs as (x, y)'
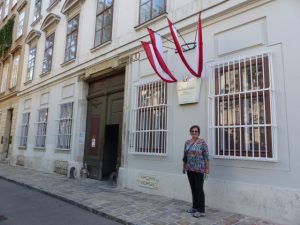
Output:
(193, 212), (206, 218)
(186, 208), (197, 213)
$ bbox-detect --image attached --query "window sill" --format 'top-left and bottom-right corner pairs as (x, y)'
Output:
(23, 80), (33, 86)
(46, 0), (60, 12)
(34, 147), (46, 151)
(134, 12), (168, 31)
(15, 34), (23, 43)
(18, 146), (27, 150)
(55, 148), (71, 152)
(11, 3), (18, 11)
(61, 58), (75, 67)
(212, 155), (278, 162)
(8, 86), (16, 92)
(40, 71), (50, 78)
(31, 16), (43, 27)
(90, 41), (112, 53)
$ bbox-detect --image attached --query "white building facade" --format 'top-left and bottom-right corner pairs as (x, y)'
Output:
(11, 0), (300, 224)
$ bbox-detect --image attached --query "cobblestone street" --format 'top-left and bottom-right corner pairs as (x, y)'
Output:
(0, 164), (282, 225)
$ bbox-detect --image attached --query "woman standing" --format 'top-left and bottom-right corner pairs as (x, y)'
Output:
(182, 125), (209, 218)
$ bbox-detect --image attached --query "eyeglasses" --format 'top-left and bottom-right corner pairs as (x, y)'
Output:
(190, 130), (199, 133)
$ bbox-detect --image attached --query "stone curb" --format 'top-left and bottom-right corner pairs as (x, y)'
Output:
(0, 175), (134, 225)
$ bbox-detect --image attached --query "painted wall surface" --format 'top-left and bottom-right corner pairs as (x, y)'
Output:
(12, 76), (88, 173)
(119, 0), (300, 225)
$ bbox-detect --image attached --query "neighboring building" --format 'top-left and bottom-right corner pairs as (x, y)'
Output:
(0, 0), (30, 162)
(10, 0), (300, 224)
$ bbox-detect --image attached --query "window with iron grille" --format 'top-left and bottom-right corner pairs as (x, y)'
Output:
(10, 55), (19, 88)
(26, 46), (36, 81)
(129, 80), (168, 155)
(64, 15), (79, 62)
(35, 108), (48, 148)
(0, 62), (9, 93)
(94, 0), (113, 47)
(42, 33), (55, 73)
(208, 53), (277, 160)
(17, 10), (25, 38)
(33, 0), (42, 21)
(139, 0), (165, 24)
(19, 112), (30, 148)
(57, 102), (73, 150)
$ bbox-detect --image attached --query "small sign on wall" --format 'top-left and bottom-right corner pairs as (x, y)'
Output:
(177, 77), (201, 104)
(137, 174), (159, 190)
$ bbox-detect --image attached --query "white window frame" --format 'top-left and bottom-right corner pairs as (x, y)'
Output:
(4, 0), (9, 18)
(19, 112), (30, 148)
(33, 0), (42, 21)
(42, 32), (55, 73)
(208, 52), (277, 161)
(129, 79), (168, 156)
(17, 10), (25, 38)
(35, 108), (48, 148)
(0, 62), (9, 93)
(26, 46), (37, 81)
(10, 55), (19, 88)
(56, 102), (73, 150)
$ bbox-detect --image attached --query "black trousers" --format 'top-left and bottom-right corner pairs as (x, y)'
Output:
(187, 171), (205, 213)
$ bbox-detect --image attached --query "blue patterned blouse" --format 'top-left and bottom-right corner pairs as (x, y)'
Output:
(183, 138), (209, 173)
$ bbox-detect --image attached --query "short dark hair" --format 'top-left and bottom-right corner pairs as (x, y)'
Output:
(189, 125), (200, 133)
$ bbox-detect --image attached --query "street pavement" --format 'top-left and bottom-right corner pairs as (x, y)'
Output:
(0, 163), (281, 225)
(0, 179), (121, 225)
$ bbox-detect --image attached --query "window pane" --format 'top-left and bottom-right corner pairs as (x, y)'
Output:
(152, 0), (165, 17)
(104, 9), (112, 27)
(95, 31), (101, 46)
(105, 0), (113, 9)
(95, 15), (103, 31)
(97, 0), (105, 13)
(103, 25), (111, 42)
(140, 2), (151, 24)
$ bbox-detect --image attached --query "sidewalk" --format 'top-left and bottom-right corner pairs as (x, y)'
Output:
(0, 163), (280, 225)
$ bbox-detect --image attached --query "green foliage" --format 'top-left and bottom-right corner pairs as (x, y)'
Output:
(0, 18), (14, 58)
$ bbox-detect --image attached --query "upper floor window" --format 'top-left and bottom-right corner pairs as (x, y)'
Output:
(94, 0), (113, 47)
(129, 80), (168, 155)
(10, 55), (19, 88)
(33, 0), (42, 21)
(4, 0), (9, 18)
(0, 62), (9, 93)
(42, 33), (55, 73)
(26, 46), (37, 81)
(17, 10), (25, 38)
(208, 53), (276, 160)
(64, 15), (79, 62)
(139, 0), (166, 24)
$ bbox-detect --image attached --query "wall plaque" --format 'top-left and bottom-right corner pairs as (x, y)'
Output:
(137, 174), (159, 190)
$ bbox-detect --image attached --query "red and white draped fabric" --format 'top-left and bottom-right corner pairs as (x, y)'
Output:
(168, 15), (203, 78)
(141, 41), (177, 83)
(147, 28), (177, 82)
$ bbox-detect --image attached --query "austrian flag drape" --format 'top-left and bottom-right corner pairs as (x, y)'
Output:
(141, 15), (204, 82)
(168, 16), (203, 78)
(141, 41), (177, 83)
